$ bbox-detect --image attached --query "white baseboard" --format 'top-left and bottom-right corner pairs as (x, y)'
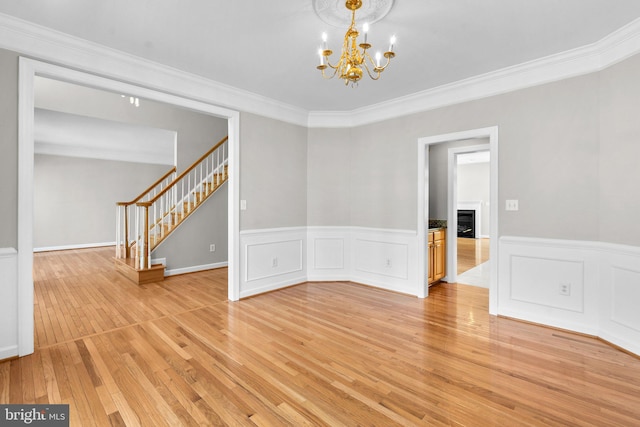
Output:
(499, 236), (640, 356)
(0, 345), (18, 361)
(165, 261), (228, 277)
(34, 241), (115, 252)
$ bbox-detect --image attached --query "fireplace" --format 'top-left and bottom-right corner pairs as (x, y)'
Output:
(457, 209), (475, 238)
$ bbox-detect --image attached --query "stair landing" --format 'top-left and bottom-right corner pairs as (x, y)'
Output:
(114, 257), (165, 285)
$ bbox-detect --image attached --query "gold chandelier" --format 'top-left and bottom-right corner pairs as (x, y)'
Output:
(316, 0), (396, 87)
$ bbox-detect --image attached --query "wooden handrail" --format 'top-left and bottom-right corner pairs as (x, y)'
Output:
(117, 166), (177, 206)
(141, 136), (228, 206)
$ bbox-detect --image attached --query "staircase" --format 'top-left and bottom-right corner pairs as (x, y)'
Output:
(114, 136), (229, 284)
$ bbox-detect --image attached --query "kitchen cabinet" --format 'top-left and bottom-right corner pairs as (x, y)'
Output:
(428, 228), (446, 285)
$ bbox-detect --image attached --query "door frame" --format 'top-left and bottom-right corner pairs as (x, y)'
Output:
(416, 126), (499, 314)
(447, 143), (491, 285)
(17, 58), (240, 356)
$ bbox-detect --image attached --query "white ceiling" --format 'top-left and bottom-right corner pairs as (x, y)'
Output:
(1, 1), (640, 111)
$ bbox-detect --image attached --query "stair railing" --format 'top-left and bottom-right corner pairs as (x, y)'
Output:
(116, 166), (177, 260)
(136, 136), (229, 269)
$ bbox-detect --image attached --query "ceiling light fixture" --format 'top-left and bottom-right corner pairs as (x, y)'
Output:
(316, 0), (396, 87)
(121, 94), (140, 107)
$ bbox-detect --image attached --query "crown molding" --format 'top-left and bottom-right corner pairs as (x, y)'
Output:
(0, 13), (309, 127)
(1, 13), (640, 129)
(307, 17), (640, 128)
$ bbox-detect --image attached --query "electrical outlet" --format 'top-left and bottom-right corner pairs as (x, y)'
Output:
(272, 257), (278, 268)
(240, 200), (247, 210)
(209, 244), (216, 252)
(559, 283), (571, 296)
(385, 258), (392, 268)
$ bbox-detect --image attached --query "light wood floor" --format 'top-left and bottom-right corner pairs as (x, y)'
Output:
(2, 248), (640, 426)
(457, 237), (490, 274)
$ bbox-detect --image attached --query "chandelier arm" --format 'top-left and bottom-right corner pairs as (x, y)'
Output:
(362, 61), (381, 80)
(320, 66), (339, 79)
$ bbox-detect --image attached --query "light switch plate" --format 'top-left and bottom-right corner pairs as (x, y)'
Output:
(505, 199), (519, 211)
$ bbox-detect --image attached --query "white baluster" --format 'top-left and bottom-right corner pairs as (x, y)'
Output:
(116, 206), (121, 258)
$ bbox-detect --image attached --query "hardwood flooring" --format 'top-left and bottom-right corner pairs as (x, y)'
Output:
(457, 237), (490, 274)
(2, 247), (640, 425)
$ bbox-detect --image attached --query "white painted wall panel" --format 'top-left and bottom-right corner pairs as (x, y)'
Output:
(314, 238), (345, 270)
(500, 236), (640, 356)
(611, 266), (640, 331)
(0, 248), (18, 359)
(240, 228), (307, 298)
(246, 239), (303, 282)
(354, 239), (408, 280)
(510, 256), (584, 312)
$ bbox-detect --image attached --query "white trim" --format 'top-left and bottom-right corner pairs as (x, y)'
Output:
(18, 58), (35, 356)
(240, 226), (309, 235)
(417, 128), (499, 313)
(0, 248), (17, 257)
(0, 248), (17, 359)
(0, 13), (308, 127)
(2, 13), (640, 128)
(165, 262), (228, 277)
(34, 241), (115, 253)
(18, 58), (241, 356)
(308, 17), (640, 127)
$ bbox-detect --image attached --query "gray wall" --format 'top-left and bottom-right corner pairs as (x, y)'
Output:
(457, 162), (491, 237)
(598, 53), (640, 246)
(2, 48), (640, 251)
(240, 112), (308, 230)
(307, 127), (351, 226)
(308, 70), (601, 242)
(153, 183), (228, 270)
(0, 49), (18, 248)
(34, 154), (171, 248)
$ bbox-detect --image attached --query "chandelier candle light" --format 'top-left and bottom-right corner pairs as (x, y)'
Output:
(316, 0), (396, 86)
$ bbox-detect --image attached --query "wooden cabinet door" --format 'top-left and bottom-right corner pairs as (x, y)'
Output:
(434, 238), (445, 281)
(428, 241), (435, 284)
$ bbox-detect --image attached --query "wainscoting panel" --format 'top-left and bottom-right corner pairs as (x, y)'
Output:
(509, 255), (585, 313)
(0, 248), (18, 360)
(307, 227), (420, 295)
(499, 237), (599, 335)
(306, 227), (351, 282)
(314, 238), (345, 270)
(499, 236), (640, 356)
(610, 266), (640, 331)
(240, 228), (307, 298)
(354, 239), (408, 280)
(350, 228), (419, 295)
(598, 246), (640, 356)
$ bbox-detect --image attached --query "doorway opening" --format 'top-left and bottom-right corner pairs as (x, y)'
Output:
(17, 58), (240, 356)
(452, 147), (491, 288)
(416, 127), (498, 314)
